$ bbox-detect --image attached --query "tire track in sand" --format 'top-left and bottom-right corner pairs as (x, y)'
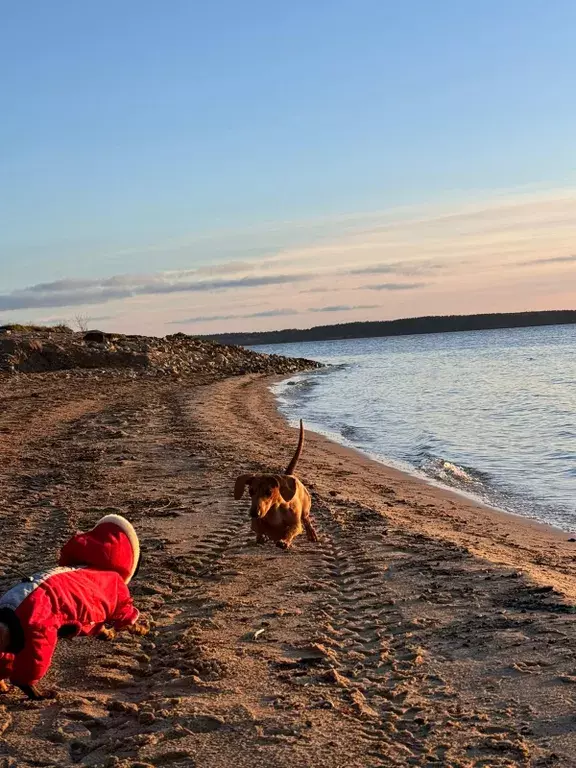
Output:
(310, 499), (439, 767)
(306, 498), (535, 767)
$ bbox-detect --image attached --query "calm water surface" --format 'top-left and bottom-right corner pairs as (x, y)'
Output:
(254, 325), (576, 531)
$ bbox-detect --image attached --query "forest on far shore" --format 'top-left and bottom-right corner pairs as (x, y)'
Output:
(195, 310), (576, 347)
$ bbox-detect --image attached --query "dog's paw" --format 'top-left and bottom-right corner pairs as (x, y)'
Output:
(0, 680), (9, 694)
(276, 540), (289, 550)
(96, 627), (117, 642)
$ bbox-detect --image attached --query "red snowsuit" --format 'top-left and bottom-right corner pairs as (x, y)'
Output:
(0, 515), (140, 688)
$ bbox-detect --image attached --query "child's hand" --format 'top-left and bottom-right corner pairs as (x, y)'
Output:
(38, 688), (58, 701)
(128, 618), (150, 636)
(17, 683), (58, 701)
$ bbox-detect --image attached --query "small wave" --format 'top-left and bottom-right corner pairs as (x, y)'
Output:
(286, 377), (321, 394)
(273, 363), (351, 402)
(340, 423), (364, 441)
(439, 461), (476, 483)
(326, 363), (352, 372)
(420, 456), (485, 488)
(275, 366), (348, 404)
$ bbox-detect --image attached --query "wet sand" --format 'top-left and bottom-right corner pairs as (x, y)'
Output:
(1, 370), (576, 767)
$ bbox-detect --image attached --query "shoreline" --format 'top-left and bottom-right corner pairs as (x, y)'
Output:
(199, 373), (576, 598)
(270, 371), (573, 538)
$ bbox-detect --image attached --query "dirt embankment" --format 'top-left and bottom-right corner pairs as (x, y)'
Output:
(0, 325), (320, 377)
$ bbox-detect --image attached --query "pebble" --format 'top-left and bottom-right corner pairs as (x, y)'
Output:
(108, 700), (139, 715)
(51, 719), (92, 743)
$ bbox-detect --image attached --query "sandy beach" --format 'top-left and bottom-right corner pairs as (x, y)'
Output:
(1, 369), (576, 767)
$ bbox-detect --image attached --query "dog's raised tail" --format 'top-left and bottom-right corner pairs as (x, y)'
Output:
(285, 419), (304, 475)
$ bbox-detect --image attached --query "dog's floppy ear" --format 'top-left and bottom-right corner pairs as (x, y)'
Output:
(234, 474), (253, 500)
(276, 475), (297, 503)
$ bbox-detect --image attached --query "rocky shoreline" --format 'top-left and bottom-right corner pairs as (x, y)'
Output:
(0, 325), (322, 378)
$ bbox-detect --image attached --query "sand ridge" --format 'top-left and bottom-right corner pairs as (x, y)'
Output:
(0, 370), (575, 767)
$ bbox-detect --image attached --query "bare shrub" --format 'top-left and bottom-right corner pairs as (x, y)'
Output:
(74, 314), (91, 333)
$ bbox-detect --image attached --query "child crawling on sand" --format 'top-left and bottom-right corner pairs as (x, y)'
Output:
(0, 514), (148, 700)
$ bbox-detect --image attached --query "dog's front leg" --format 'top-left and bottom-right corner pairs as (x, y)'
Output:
(303, 516), (319, 543)
(276, 523), (302, 550)
(251, 518), (266, 545)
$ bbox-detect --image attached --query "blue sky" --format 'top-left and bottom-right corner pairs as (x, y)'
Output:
(1, 0), (575, 333)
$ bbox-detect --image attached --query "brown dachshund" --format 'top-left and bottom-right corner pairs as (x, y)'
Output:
(234, 420), (319, 550)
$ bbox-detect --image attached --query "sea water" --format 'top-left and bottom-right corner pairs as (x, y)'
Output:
(254, 324), (576, 531)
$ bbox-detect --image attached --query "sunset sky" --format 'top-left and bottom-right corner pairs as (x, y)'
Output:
(2, 1), (575, 336)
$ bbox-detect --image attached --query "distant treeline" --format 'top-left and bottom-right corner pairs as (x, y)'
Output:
(196, 310), (576, 347)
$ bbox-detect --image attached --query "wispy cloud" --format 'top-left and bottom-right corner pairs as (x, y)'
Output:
(252, 308), (299, 318)
(0, 273), (309, 312)
(301, 286), (345, 294)
(168, 308), (298, 325)
(169, 303), (380, 324)
(168, 260), (258, 278)
(310, 304), (380, 312)
(518, 254), (576, 266)
(349, 261), (441, 276)
(364, 282), (429, 291)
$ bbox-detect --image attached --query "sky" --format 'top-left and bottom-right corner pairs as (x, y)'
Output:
(1, 0), (575, 335)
